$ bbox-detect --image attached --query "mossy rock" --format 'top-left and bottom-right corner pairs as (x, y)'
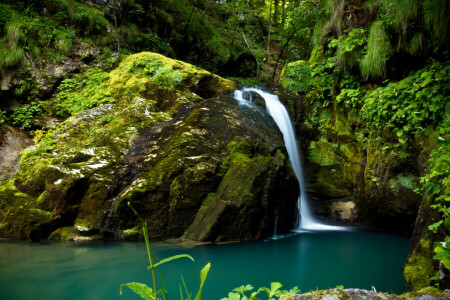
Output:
(404, 238), (435, 290)
(1, 53), (298, 242)
(112, 96), (299, 241)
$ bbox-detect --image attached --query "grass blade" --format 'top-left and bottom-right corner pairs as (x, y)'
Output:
(148, 254), (195, 269)
(120, 282), (154, 299)
(194, 262), (211, 300)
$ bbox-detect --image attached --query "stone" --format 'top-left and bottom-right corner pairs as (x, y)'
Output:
(0, 125), (33, 180)
(329, 198), (357, 221)
(281, 288), (450, 300)
(0, 52), (298, 242)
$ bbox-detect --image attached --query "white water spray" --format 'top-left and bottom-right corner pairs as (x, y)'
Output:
(235, 88), (344, 231)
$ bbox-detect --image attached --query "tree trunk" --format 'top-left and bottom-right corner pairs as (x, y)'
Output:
(281, 0), (286, 27)
(267, 0), (273, 54)
(273, 0), (279, 25)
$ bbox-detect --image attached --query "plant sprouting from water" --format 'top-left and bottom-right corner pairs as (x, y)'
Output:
(120, 202), (210, 300)
(221, 282), (300, 300)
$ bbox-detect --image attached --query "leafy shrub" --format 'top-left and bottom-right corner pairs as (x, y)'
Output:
(55, 69), (112, 116)
(9, 102), (42, 128)
(361, 60), (449, 143)
(0, 109), (6, 124)
(98, 114), (116, 125)
(221, 282), (299, 300)
(280, 60), (311, 93)
(137, 59), (183, 90)
(328, 28), (367, 70)
(0, 4), (76, 70)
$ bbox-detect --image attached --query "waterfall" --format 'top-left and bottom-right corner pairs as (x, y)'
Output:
(235, 87), (343, 231)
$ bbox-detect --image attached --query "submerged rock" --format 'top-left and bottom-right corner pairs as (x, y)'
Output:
(0, 52), (299, 242)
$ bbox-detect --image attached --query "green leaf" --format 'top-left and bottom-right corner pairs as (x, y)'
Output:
(148, 254), (194, 269)
(445, 217), (450, 230)
(433, 243), (450, 270)
(194, 262), (211, 300)
(221, 292), (241, 300)
(120, 282), (154, 299)
(261, 282), (283, 298)
(232, 285), (254, 294)
(428, 220), (444, 233)
(249, 288), (263, 300)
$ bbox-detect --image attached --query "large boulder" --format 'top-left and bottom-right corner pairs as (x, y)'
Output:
(0, 52), (298, 242)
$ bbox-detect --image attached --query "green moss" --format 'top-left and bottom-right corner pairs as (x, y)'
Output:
(0, 180), (50, 238)
(49, 227), (78, 240)
(227, 140), (252, 158)
(339, 143), (361, 163)
(121, 226), (143, 239)
(404, 238), (435, 290)
(399, 286), (450, 299)
(308, 138), (342, 166)
(389, 174), (418, 190)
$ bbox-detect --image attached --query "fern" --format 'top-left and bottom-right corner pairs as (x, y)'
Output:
(360, 21), (391, 79)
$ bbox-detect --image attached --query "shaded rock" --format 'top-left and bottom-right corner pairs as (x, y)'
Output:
(292, 99), (422, 233)
(0, 125), (33, 180)
(330, 198), (357, 222)
(0, 40), (98, 101)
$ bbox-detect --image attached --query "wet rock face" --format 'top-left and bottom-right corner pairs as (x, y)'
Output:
(0, 52), (298, 241)
(0, 125), (33, 180)
(112, 96), (298, 241)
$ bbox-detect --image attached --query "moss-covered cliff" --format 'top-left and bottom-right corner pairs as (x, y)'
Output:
(279, 0), (449, 291)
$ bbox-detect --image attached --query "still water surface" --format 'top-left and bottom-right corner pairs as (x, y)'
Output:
(0, 230), (410, 300)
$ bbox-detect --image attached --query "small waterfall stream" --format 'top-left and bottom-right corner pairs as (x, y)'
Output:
(234, 87), (343, 231)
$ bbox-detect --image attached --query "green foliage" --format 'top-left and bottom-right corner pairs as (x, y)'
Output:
(361, 60), (449, 142)
(120, 283), (155, 299)
(313, 0), (449, 80)
(55, 69), (113, 116)
(130, 59), (183, 90)
(98, 115), (116, 125)
(0, 109), (6, 125)
(328, 28), (367, 69)
(0, 3), (76, 70)
(221, 282), (299, 300)
(121, 203), (210, 300)
(8, 102), (42, 128)
(360, 21), (391, 79)
(336, 88), (364, 108)
(422, 139), (450, 242)
(433, 236), (450, 270)
(280, 60), (311, 93)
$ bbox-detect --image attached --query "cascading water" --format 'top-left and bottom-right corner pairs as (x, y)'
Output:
(234, 87), (343, 231)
